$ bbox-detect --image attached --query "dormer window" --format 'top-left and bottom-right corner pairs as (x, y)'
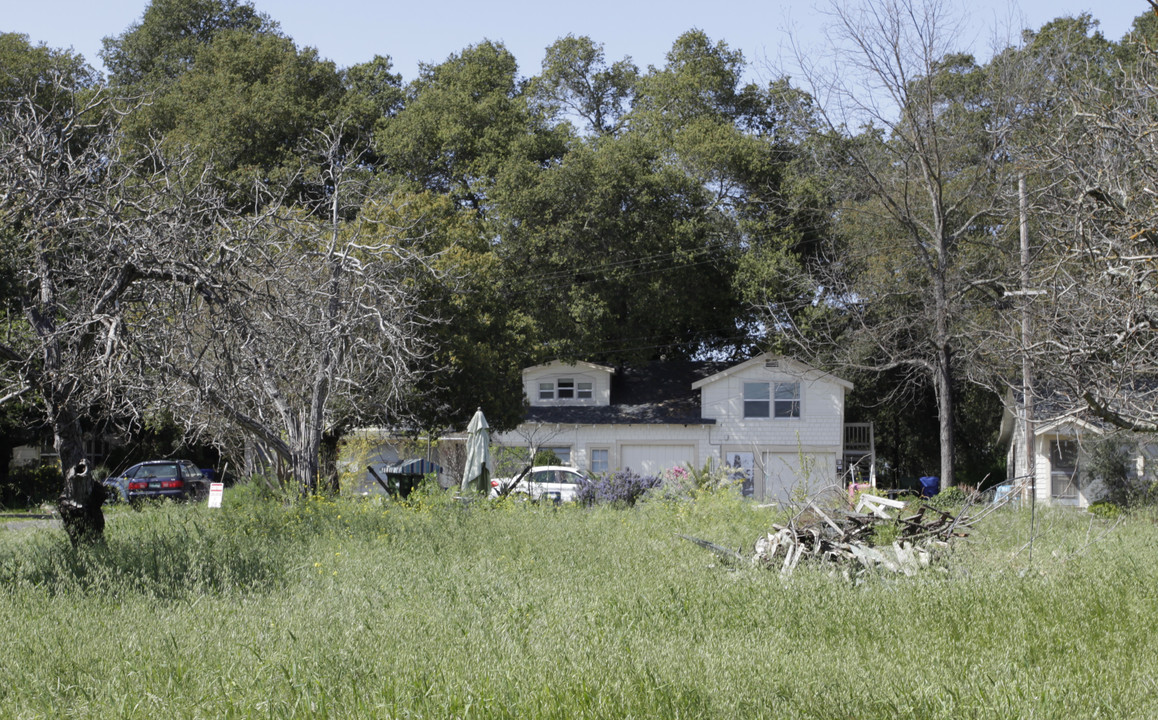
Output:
(528, 365), (609, 406)
(558, 379), (575, 399)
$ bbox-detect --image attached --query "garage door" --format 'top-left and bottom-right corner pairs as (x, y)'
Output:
(762, 452), (836, 504)
(620, 445), (695, 476)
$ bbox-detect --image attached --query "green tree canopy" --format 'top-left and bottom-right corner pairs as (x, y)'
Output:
(100, 0), (277, 86)
(373, 40), (567, 210)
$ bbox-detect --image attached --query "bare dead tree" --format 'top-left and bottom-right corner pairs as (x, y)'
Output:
(1016, 14), (1158, 431)
(0, 76), (232, 544)
(129, 124), (431, 495)
(776, 0), (1025, 487)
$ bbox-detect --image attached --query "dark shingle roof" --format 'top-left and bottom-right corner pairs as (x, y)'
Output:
(525, 360), (728, 426)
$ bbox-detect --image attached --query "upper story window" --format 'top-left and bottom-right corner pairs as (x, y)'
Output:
(537, 377), (594, 402)
(774, 382), (801, 418)
(558, 379), (575, 399)
(744, 381), (800, 419)
(743, 382), (770, 418)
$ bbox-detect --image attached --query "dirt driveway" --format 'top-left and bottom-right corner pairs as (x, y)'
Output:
(0, 514), (59, 532)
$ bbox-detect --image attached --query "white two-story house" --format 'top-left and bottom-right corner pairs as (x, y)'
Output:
(490, 353), (862, 503)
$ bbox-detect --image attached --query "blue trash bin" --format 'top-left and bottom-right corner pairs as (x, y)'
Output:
(918, 476), (940, 497)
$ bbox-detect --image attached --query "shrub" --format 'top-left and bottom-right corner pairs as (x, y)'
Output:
(1088, 500), (1123, 519)
(927, 485), (967, 509)
(0, 465), (62, 508)
(1086, 437), (1156, 508)
(533, 448), (562, 466)
(574, 469), (661, 507)
(652, 462), (739, 502)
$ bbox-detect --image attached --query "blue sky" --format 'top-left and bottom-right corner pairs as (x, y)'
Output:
(4, 0), (1149, 82)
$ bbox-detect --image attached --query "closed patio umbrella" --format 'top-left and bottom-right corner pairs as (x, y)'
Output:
(461, 408), (492, 493)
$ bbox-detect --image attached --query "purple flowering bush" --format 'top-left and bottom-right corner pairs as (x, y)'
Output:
(574, 469), (662, 507)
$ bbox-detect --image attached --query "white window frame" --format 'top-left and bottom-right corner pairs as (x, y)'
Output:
(539, 382), (554, 400)
(743, 382), (770, 418)
(544, 446), (572, 465)
(773, 382), (801, 419)
(577, 381), (593, 399)
(745, 381), (802, 419)
(589, 448), (610, 474)
(557, 378), (575, 399)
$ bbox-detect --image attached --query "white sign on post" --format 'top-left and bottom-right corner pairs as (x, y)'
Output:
(208, 482), (225, 508)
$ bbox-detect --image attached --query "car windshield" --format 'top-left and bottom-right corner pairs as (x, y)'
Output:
(137, 464), (179, 479)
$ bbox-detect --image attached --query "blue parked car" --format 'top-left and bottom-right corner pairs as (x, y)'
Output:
(104, 460), (210, 504)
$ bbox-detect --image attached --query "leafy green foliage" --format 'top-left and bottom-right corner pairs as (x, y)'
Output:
(927, 485), (968, 510)
(100, 0), (276, 86)
(0, 32), (98, 103)
(373, 40), (565, 208)
(1084, 437), (1156, 509)
(0, 465), (61, 509)
(532, 448), (562, 466)
(493, 132), (746, 363)
(533, 34), (637, 135)
(120, 28), (343, 199)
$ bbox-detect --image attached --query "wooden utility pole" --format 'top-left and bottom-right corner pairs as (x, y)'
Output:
(1020, 174), (1037, 558)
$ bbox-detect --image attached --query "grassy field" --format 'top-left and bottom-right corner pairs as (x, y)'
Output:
(1, 487), (1156, 719)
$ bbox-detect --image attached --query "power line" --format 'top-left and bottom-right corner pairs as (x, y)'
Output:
(498, 236), (735, 286)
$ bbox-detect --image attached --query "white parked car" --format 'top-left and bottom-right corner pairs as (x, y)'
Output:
(489, 465), (588, 502)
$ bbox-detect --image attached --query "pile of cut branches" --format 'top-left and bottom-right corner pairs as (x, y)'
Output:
(681, 493), (984, 577)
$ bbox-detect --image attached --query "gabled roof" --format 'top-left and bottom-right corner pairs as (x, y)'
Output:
(998, 385), (1121, 445)
(523, 360), (616, 377)
(524, 360), (726, 425)
(690, 354), (854, 391)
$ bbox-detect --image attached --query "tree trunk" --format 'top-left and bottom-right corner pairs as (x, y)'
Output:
(935, 348), (956, 488)
(52, 406), (104, 546)
(319, 429), (342, 494)
(933, 255), (956, 489)
(292, 417), (322, 496)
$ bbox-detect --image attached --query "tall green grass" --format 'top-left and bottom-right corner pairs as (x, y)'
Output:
(1, 488), (1155, 718)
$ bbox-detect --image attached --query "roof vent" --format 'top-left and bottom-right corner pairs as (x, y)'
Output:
(764, 359), (780, 370)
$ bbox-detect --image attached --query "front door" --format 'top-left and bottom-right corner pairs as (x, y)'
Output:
(1049, 438), (1080, 503)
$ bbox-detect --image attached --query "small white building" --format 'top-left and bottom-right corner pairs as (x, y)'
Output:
(490, 353), (862, 503)
(997, 393), (1157, 507)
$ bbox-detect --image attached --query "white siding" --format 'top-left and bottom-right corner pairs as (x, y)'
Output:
(494, 354), (852, 503)
(492, 423), (710, 476)
(621, 444), (696, 476)
(762, 452), (837, 504)
(1004, 413), (1107, 508)
(697, 358), (848, 498)
(524, 361), (614, 407)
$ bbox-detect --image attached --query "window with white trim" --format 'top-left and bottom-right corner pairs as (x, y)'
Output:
(544, 446), (571, 465)
(577, 381), (593, 399)
(773, 382), (801, 418)
(539, 382), (554, 400)
(558, 378), (575, 399)
(743, 382), (770, 418)
(590, 448), (609, 474)
(744, 381), (801, 419)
